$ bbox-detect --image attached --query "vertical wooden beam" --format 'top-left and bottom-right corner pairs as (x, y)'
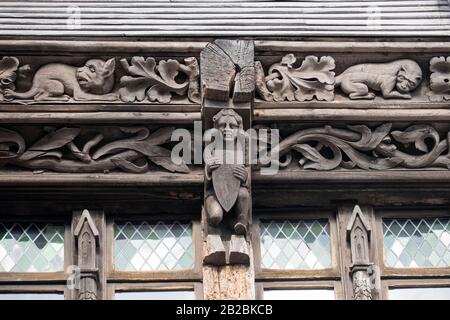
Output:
(71, 209), (106, 300)
(337, 201), (381, 300)
(200, 39), (255, 300)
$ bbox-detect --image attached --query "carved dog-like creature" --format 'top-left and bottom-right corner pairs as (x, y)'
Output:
(335, 59), (422, 99)
(4, 58), (117, 101)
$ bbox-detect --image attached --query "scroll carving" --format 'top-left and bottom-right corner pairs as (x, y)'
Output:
(0, 126), (190, 173)
(259, 123), (450, 171)
(335, 59), (422, 100)
(74, 209), (100, 300)
(347, 205), (373, 300)
(0, 56), (200, 104)
(428, 56), (450, 102)
(256, 54), (335, 102)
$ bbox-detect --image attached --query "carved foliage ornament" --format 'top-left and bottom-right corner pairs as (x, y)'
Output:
(259, 123), (450, 171)
(0, 56), (200, 104)
(428, 56), (450, 102)
(0, 56), (29, 101)
(256, 54), (335, 102)
(0, 126), (190, 174)
(119, 56), (200, 103)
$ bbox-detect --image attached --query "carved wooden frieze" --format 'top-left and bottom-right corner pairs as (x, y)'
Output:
(0, 126), (190, 173)
(259, 123), (450, 171)
(256, 54), (335, 102)
(255, 56), (432, 103)
(428, 56), (450, 102)
(0, 56), (200, 104)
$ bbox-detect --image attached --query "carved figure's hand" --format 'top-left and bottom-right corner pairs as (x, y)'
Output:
(233, 165), (248, 183)
(206, 157), (221, 173)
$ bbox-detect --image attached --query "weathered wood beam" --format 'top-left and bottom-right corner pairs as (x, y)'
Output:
(0, 112), (201, 124)
(0, 40), (208, 53)
(255, 41), (450, 53)
(201, 39), (255, 300)
(0, 172), (203, 187)
(254, 109), (450, 122)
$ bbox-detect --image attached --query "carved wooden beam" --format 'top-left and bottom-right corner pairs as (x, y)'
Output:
(201, 39), (255, 300)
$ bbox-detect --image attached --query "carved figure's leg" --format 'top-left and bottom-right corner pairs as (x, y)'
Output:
(205, 194), (224, 227)
(74, 89), (118, 101)
(35, 80), (68, 101)
(234, 187), (250, 235)
(341, 77), (375, 100)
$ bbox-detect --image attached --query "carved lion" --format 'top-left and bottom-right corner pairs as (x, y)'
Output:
(4, 58), (117, 101)
(335, 59), (422, 100)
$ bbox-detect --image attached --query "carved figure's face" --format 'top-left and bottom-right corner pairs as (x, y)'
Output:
(216, 115), (240, 141)
(396, 64), (422, 93)
(76, 58), (115, 94)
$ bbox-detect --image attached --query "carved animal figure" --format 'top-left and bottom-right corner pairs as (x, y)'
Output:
(4, 58), (117, 101)
(335, 59), (422, 99)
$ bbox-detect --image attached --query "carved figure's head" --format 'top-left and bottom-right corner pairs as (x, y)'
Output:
(76, 58), (115, 94)
(396, 60), (422, 93)
(213, 109), (243, 142)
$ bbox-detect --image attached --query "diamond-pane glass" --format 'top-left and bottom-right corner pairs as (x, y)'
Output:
(114, 221), (193, 271)
(260, 219), (331, 269)
(383, 218), (450, 268)
(0, 223), (64, 272)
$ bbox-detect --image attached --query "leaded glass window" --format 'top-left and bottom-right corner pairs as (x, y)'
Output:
(383, 218), (450, 268)
(260, 219), (331, 269)
(0, 223), (64, 272)
(114, 221), (193, 271)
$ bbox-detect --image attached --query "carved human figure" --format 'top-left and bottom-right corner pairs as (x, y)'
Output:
(335, 59), (422, 99)
(205, 109), (250, 236)
(3, 58), (118, 101)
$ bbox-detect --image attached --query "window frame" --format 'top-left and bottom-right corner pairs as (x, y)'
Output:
(110, 282), (203, 300)
(374, 208), (450, 278)
(0, 215), (72, 299)
(252, 209), (340, 282)
(381, 278), (450, 300)
(105, 213), (203, 299)
(256, 280), (342, 300)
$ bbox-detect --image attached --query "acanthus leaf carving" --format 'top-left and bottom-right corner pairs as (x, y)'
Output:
(258, 123), (450, 171)
(119, 56), (200, 103)
(428, 56), (450, 102)
(256, 54), (335, 102)
(0, 126), (190, 174)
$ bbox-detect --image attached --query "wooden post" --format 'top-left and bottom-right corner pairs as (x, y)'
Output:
(200, 39), (255, 299)
(72, 209), (106, 300)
